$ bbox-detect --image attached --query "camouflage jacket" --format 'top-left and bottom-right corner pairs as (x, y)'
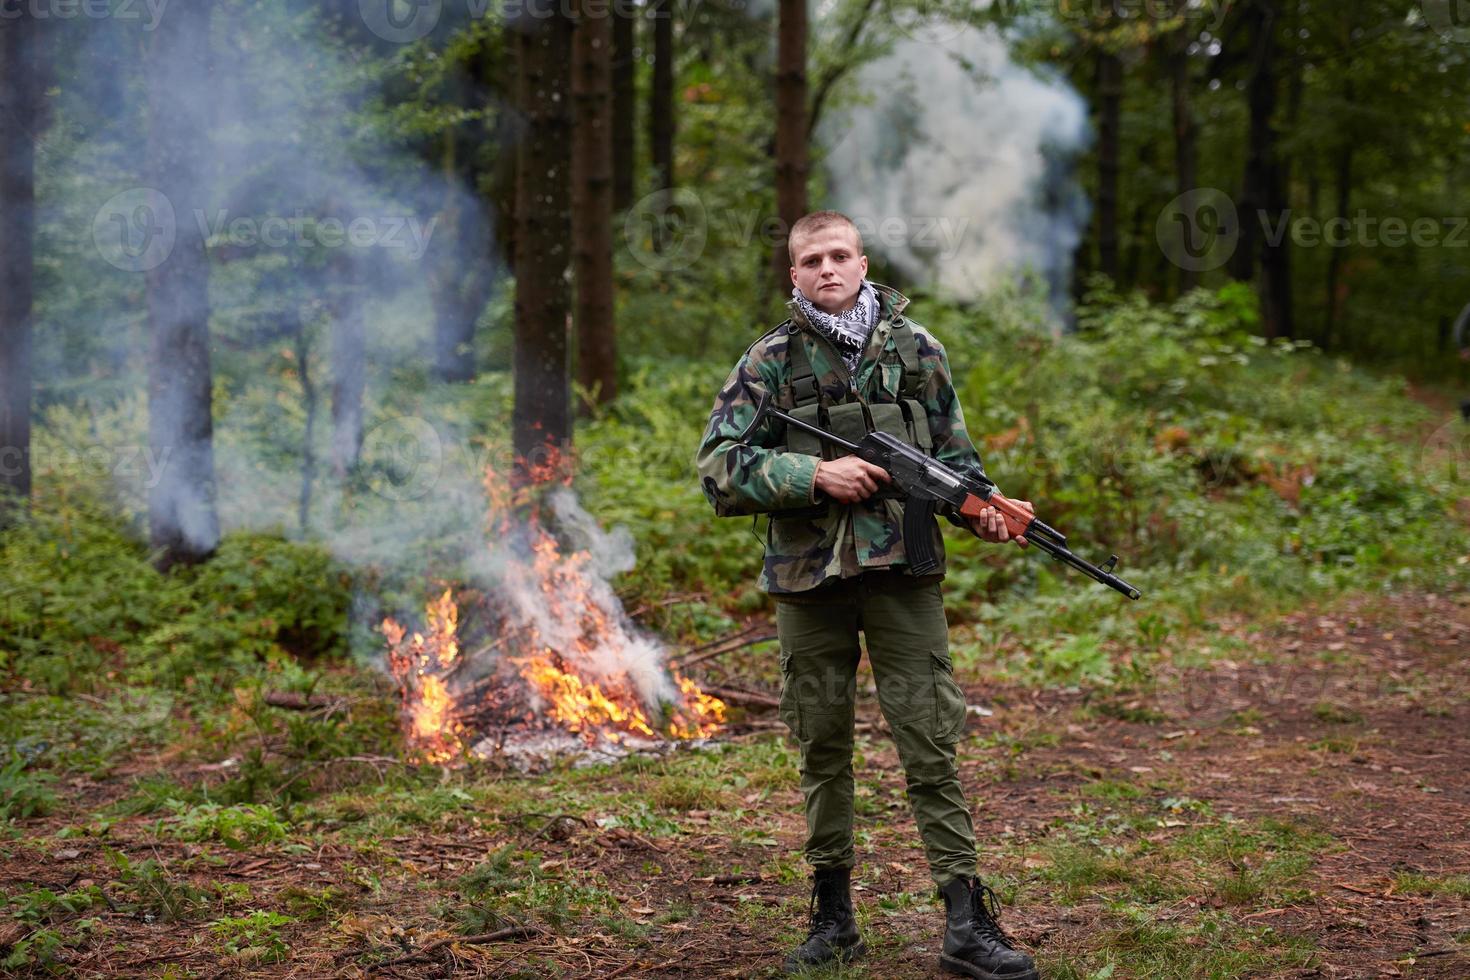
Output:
(695, 282), (985, 594)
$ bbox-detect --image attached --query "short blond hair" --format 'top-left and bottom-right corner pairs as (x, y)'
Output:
(788, 210), (864, 262)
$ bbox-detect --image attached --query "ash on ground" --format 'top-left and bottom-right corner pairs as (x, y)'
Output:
(470, 729), (717, 773)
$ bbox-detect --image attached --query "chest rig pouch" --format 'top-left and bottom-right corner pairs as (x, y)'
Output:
(769, 316), (933, 521)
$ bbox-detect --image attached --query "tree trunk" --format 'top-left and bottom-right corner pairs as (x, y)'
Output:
(611, 2), (636, 211)
(1096, 46), (1123, 284)
(292, 311), (316, 535)
(649, 0), (674, 195)
(772, 0), (809, 295)
(331, 253), (367, 476)
(1170, 5), (1199, 295)
(146, 0), (220, 569)
(1247, 0), (1291, 339)
(1321, 140), (1353, 352)
(573, 0), (617, 411)
(0, 7), (41, 526)
(429, 127), (480, 383)
(429, 52), (499, 385)
(429, 221), (491, 383)
(512, 4), (575, 473)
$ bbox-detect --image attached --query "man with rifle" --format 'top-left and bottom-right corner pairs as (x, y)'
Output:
(697, 210), (1089, 979)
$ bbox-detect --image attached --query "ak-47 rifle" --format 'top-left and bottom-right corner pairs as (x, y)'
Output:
(739, 394), (1142, 601)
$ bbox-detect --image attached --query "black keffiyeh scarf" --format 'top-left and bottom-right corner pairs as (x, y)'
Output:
(792, 279), (880, 375)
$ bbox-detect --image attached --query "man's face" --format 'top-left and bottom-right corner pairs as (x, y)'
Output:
(790, 226), (868, 314)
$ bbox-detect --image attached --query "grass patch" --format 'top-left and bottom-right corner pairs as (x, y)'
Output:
(450, 846), (624, 935)
(1046, 910), (1323, 980)
(1311, 702), (1365, 725)
(1392, 872), (1470, 899)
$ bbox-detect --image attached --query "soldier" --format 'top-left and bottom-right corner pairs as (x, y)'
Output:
(695, 210), (1041, 979)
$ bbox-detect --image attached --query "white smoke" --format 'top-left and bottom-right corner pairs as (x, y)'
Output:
(818, 23), (1091, 310)
(40, 3), (529, 663)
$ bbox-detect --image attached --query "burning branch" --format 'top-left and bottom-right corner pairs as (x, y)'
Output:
(383, 451), (726, 764)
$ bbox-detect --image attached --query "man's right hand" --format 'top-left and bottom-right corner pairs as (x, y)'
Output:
(814, 456), (890, 503)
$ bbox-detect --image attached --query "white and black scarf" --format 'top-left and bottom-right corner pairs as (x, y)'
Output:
(792, 279), (880, 375)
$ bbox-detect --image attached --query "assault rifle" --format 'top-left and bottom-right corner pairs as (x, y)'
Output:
(739, 394), (1142, 601)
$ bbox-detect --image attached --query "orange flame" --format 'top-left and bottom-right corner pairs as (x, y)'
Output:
(384, 589), (467, 763)
(384, 448), (726, 763)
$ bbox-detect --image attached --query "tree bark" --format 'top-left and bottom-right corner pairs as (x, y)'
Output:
(512, 2), (575, 473)
(611, 1), (636, 211)
(331, 253), (367, 476)
(1170, 4), (1199, 295)
(1321, 139), (1353, 352)
(292, 311), (316, 534)
(428, 51), (501, 385)
(649, 0), (674, 195)
(1246, 0), (1292, 339)
(146, 0), (220, 569)
(0, 7), (41, 526)
(1095, 46), (1123, 284)
(573, 0), (618, 410)
(772, 0), (810, 294)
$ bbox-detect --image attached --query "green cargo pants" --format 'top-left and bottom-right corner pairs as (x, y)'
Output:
(775, 572), (977, 886)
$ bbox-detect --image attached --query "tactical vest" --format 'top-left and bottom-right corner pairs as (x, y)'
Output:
(760, 315), (933, 525)
(778, 315), (933, 459)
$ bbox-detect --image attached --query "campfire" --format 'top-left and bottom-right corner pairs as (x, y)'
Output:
(383, 453), (726, 765)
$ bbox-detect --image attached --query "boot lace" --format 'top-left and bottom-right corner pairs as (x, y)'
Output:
(966, 880), (1016, 950)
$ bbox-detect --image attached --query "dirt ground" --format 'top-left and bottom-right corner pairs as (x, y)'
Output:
(603, 589), (1470, 979)
(4, 588), (1468, 978)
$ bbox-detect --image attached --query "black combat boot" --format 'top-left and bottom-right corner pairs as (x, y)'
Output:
(783, 866), (866, 973)
(937, 876), (1039, 980)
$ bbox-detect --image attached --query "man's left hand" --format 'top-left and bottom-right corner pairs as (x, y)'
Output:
(969, 501), (1032, 548)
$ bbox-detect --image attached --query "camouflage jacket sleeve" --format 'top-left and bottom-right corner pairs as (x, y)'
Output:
(695, 339), (821, 517)
(912, 324), (986, 524)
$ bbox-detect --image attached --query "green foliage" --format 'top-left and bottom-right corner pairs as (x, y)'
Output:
(156, 800), (290, 850)
(278, 885), (350, 921)
(0, 926), (67, 973)
(209, 909), (296, 962)
(0, 443), (352, 695)
(7, 884), (105, 926)
(0, 690), (174, 779)
(0, 751), (58, 821)
(105, 850), (210, 923)
(452, 847), (620, 935)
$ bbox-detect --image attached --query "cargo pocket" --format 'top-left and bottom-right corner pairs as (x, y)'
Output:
(930, 653), (967, 744)
(778, 648), (802, 740)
